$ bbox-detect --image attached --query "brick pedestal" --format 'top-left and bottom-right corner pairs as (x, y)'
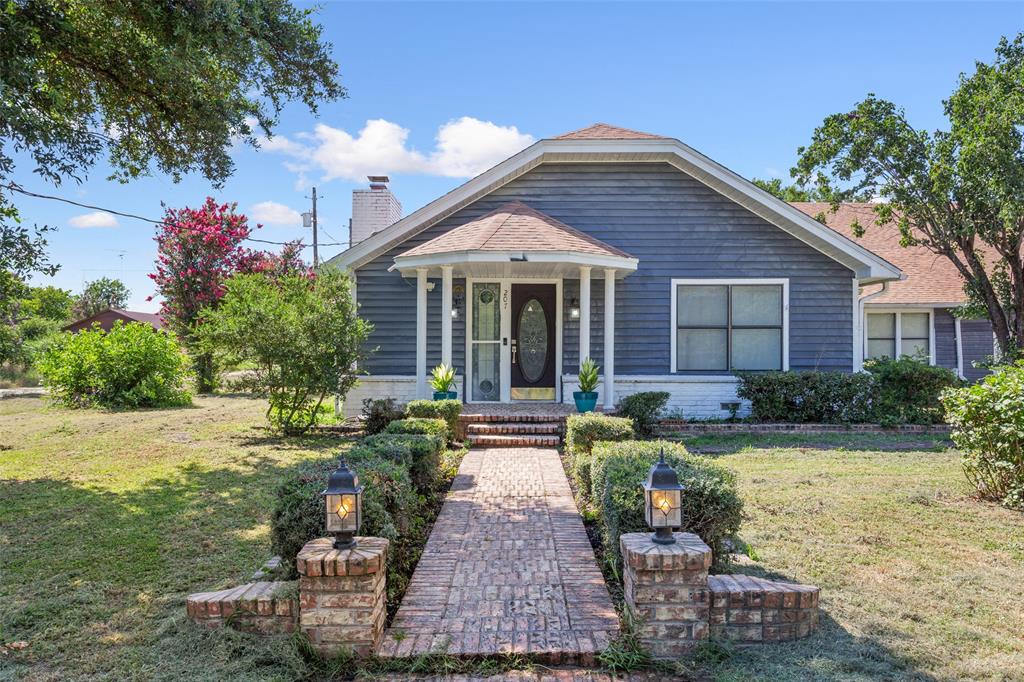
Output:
(620, 532), (713, 658)
(296, 537), (388, 657)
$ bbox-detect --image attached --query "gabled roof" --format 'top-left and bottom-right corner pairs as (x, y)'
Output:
(398, 201), (632, 259)
(329, 128), (903, 283)
(63, 308), (164, 332)
(553, 123), (665, 140)
(792, 202), (980, 306)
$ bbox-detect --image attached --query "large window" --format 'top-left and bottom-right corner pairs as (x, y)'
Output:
(866, 311), (932, 362)
(672, 280), (787, 372)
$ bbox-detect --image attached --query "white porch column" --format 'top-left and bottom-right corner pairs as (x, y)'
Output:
(603, 268), (616, 410)
(579, 266), (591, 366)
(441, 265), (453, 368)
(416, 268), (428, 399)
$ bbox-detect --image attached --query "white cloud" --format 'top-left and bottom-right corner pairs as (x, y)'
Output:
(250, 201), (302, 226)
(257, 117), (534, 183)
(68, 211), (118, 228)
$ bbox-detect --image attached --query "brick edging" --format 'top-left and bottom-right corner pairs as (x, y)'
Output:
(657, 421), (951, 435)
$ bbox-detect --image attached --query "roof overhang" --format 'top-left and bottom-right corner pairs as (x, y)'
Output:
(328, 138), (903, 284)
(390, 250), (639, 279)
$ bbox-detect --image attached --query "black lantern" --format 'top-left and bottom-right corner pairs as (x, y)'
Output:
(569, 297), (581, 320)
(643, 448), (685, 545)
(322, 457), (363, 549)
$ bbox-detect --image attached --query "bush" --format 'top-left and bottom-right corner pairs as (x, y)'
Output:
(359, 433), (444, 494)
(942, 362), (1024, 510)
(565, 413), (634, 498)
(362, 397), (403, 435)
(384, 416), (449, 441)
(590, 440), (743, 572)
(617, 391), (670, 437)
(737, 371), (876, 423)
(36, 322), (193, 408)
(865, 356), (961, 425)
(406, 399), (462, 440)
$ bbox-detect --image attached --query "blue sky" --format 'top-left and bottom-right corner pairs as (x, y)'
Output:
(12, 1), (1022, 311)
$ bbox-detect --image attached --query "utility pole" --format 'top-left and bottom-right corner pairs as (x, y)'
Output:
(311, 186), (319, 267)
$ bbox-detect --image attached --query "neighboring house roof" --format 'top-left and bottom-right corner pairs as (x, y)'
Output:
(791, 202), (975, 306)
(553, 123), (665, 140)
(63, 308), (165, 333)
(328, 125), (903, 284)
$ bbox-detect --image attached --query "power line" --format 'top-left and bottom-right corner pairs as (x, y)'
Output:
(2, 182), (348, 248)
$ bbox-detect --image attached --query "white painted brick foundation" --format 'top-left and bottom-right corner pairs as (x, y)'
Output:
(342, 375), (464, 417)
(561, 374), (748, 419)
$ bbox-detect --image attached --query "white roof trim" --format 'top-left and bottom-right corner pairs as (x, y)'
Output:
(327, 138), (903, 283)
(390, 250), (639, 276)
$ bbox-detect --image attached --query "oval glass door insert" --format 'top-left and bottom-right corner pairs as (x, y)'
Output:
(518, 298), (548, 383)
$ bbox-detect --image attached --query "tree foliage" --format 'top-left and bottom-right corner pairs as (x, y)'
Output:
(0, 0), (341, 288)
(199, 269), (372, 435)
(73, 277), (130, 318)
(793, 34), (1024, 356)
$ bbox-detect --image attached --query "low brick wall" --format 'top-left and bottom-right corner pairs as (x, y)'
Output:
(658, 421), (950, 435)
(708, 575), (819, 643)
(186, 581), (296, 634)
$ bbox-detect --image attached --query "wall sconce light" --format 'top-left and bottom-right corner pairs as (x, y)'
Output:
(452, 285), (465, 320)
(569, 297), (580, 320)
(643, 448), (685, 545)
(322, 456), (363, 550)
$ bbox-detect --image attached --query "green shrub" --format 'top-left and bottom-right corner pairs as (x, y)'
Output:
(591, 440), (743, 572)
(362, 397), (403, 435)
(564, 413), (634, 498)
(36, 322), (193, 408)
(616, 391), (670, 437)
(383, 417), (449, 442)
(360, 432), (443, 494)
(942, 362), (1024, 510)
(577, 357), (600, 393)
(865, 356), (962, 425)
(406, 398), (462, 440)
(736, 370), (876, 423)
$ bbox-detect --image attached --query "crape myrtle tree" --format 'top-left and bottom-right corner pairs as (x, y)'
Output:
(0, 0), (341, 288)
(149, 197), (306, 392)
(793, 34), (1024, 359)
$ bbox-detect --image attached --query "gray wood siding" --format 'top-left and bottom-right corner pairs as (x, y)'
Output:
(935, 309), (958, 371)
(355, 163), (855, 377)
(961, 317), (994, 382)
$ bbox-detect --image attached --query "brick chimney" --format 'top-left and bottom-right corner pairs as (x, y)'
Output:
(349, 176), (402, 247)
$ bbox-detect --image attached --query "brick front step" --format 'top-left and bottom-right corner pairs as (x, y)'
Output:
(187, 581), (296, 634)
(707, 574), (820, 643)
(466, 422), (563, 435)
(376, 628), (617, 665)
(467, 434), (562, 448)
(461, 413), (571, 423)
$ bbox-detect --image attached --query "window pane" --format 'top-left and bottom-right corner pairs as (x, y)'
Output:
(901, 313), (929, 339)
(867, 313), (895, 338)
(677, 286), (727, 327)
(867, 339), (896, 360)
(901, 338), (929, 359)
(677, 329), (728, 370)
(732, 285), (782, 326)
(732, 329), (782, 370)
(472, 283), (500, 341)
(471, 343), (500, 401)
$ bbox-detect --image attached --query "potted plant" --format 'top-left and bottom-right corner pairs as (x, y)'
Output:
(574, 357), (600, 413)
(430, 363), (458, 400)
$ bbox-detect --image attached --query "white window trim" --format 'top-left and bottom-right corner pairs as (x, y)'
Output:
(670, 278), (790, 374)
(863, 308), (936, 365)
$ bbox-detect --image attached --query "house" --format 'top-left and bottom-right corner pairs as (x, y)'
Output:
(63, 308), (165, 333)
(328, 124), (990, 418)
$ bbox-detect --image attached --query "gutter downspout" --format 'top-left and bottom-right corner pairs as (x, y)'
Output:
(954, 316), (965, 380)
(857, 282), (890, 371)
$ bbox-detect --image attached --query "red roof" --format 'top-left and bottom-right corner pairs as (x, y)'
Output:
(63, 308), (165, 333)
(791, 202), (979, 305)
(553, 123), (665, 140)
(398, 201), (632, 259)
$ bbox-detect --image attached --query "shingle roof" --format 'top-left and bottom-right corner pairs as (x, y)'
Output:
(398, 201), (632, 259)
(791, 202), (978, 305)
(552, 123), (665, 140)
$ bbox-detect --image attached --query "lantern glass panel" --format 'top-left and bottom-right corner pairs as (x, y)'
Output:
(325, 493), (359, 532)
(648, 489), (682, 527)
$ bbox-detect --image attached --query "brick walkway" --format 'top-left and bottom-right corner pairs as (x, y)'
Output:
(377, 448), (619, 663)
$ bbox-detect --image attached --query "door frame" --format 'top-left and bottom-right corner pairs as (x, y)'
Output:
(465, 277), (563, 404)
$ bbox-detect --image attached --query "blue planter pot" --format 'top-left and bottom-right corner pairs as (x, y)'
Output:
(573, 391), (598, 413)
(433, 391), (458, 401)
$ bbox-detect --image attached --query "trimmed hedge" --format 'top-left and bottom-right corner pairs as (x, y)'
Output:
(865, 356), (961, 425)
(590, 440), (742, 573)
(617, 391), (670, 437)
(361, 397), (403, 435)
(406, 399), (462, 440)
(383, 416), (449, 442)
(736, 371), (875, 423)
(359, 432), (444, 494)
(564, 413), (634, 496)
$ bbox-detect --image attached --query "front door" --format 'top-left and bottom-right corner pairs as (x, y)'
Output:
(510, 283), (556, 400)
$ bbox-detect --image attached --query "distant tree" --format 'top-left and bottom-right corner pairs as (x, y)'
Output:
(0, 0), (342, 285)
(73, 278), (131, 318)
(200, 269), (371, 435)
(751, 177), (874, 203)
(25, 285), (74, 322)
(794, 35), (1024, 358)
